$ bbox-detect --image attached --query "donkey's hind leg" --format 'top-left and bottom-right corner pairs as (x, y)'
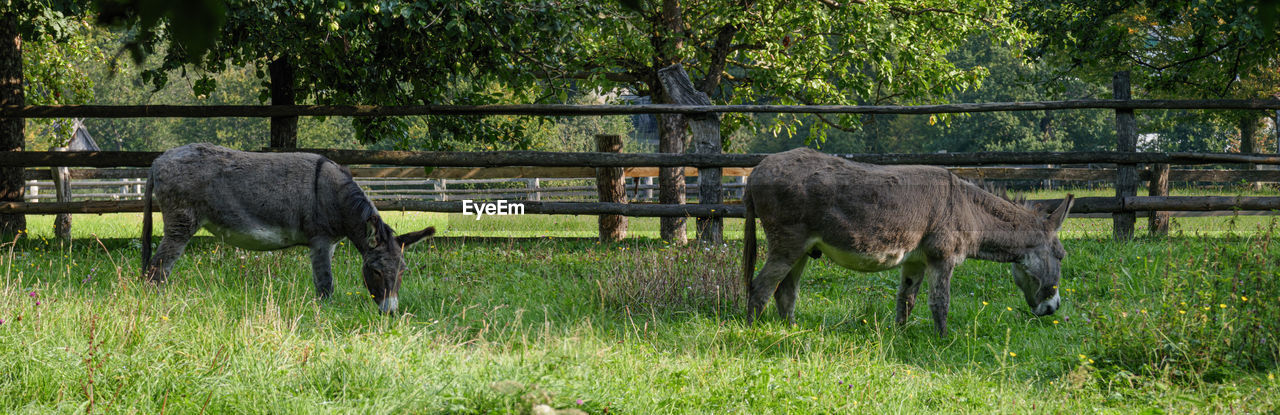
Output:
(895, 258), (926, 326)
(145, 208), (199, 284)
(773, 256), (809, 325)
(747, 249), (806, 324)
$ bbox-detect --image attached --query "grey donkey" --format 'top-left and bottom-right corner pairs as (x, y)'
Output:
(742, 148), (1074, 336)
(142, 143), (435, 313)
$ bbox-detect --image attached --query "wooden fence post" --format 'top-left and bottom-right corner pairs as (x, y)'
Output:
(1113, 71), (1138, 241)
(435, 179), (447, 202)
(52, 146), (72, 239)
(526, 178), (541, 201)
(595, 134), (627, 242)
(642, 176), (654, 201)
(659, 64), (723, 244)
(1148, 163), (1170, 236)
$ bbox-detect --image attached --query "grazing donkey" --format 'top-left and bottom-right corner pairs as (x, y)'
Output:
(742, 148), (1074, 336)
(142, 143), (435, 313)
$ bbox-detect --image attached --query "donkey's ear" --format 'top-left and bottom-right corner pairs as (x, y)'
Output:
(1045, 194), (1074, 232)
(397, 227), (436, 249)
(365, 217), (384, 248)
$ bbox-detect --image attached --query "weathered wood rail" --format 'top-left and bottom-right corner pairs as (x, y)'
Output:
(8, 157), (1279, 216)
(22, 165), (1280, 183)
(5, 149), (1280, 168)
(3, 65), (1279, 241)
(5, 196), (1278, 217)
(4, 99), (1280, 119)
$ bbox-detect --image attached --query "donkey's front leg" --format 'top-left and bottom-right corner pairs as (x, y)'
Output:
(926, 258), (959, 337)
(309, 237), (337, 299)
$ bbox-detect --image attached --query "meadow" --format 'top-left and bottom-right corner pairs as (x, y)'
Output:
(1, 189), (1279, 413)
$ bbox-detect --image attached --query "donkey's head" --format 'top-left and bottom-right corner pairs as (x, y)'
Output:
(360, 218), (435, 313)
(1011, 195), (1074, 317)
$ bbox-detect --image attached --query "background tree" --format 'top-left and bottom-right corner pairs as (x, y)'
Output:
(1, 2), (96, 237)
(122, 1), (595, 149)
(1018, 0), (1280, 154)
(524, 0), (1028, 241)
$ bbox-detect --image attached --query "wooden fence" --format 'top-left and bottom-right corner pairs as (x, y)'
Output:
(22, 165), (1278, 204)
(3, 66), (1280, 241)
(20, 172), (746, 203)
(7, 152), (1279, 215)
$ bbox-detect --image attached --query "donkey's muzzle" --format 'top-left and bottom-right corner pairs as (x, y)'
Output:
(378, 295), (399, 314)
(1032, 292), (1060, 316)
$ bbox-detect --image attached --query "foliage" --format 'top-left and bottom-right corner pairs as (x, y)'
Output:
(21, 18), (104, 150)
(1018, 0), (1280, 152)
(91, 0), (226, 64)
(551, 0), (1031, 146)
(740, 35), (1116, 153)
(123, 0), (595, 148)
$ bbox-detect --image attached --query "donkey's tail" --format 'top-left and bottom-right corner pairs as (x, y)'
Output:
(742, 189), (757, 307)
(141, 170), (155, 275)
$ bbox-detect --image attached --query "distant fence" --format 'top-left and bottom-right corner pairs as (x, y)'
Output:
(3, 66), (1280, 241)
(7, 152), (1279, 219)
(21, 164), (1279, 204)
(20, 169), (750, 203)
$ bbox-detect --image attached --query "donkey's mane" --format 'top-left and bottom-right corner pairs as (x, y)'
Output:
(334, 164), (396, 243)
(969, 179), (1037, 212)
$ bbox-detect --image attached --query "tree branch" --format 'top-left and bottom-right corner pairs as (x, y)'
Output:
(1126, 41), (1232, 72)
(698, 22), (740, 95)
(815, 0), (992, 24)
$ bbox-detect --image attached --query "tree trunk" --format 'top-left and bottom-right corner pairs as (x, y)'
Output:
(1239, 114), (1259, 154)
(657, 111), (688, 244)
(652, 0), (687, 244)
(595, 134), (627, 242)
(1239, 114), (1262, 190)
(269, 56), (297, 149)
(0, 15), (24, 238)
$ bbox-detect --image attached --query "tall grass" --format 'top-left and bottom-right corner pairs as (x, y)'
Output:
(1, 194), (1278, 412)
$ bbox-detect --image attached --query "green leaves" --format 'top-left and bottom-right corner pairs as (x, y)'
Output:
(92, 0), (228, 64)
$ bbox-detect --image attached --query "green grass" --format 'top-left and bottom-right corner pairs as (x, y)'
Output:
(2, 189), (1279, 413)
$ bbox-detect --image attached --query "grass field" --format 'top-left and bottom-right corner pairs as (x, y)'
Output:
(2, 188), (1279, 413)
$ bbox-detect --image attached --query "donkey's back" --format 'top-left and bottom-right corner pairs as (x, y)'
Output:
(149, 143), (336, 250)
(747, 147), (962, 262)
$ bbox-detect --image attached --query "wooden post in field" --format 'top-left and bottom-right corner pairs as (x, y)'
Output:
(53, 120), (101, 240)
(53, 147), (72, 239)
(595, 134), (627, 242)
(435, 179), (447, 202)
(1113, 71), (1138, 241)
(659, 64), (723, 244)
(1148, 163), (1170, 236)
(526, 178), (541, 201)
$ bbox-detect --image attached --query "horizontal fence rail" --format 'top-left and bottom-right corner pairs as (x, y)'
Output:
(5, 149), (1280, 168)
(24, 166), (1280, 183)
(4, 196), (1278, 216)
(4, 99), (1280, 118)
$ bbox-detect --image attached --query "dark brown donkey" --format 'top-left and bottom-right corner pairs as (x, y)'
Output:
(142, 143), (435, 313)
(742, 148), (1074, 336)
